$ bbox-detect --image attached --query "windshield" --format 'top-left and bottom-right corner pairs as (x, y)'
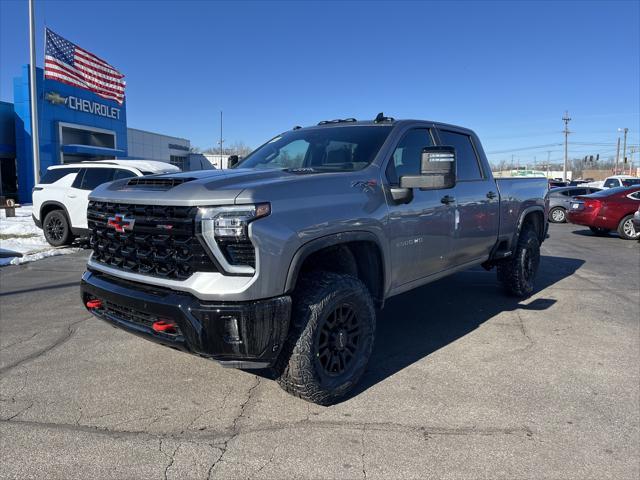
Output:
(237, 125), (393, 172)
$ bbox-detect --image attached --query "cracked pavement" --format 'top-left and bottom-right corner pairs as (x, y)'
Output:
(0, 224), (638, 479)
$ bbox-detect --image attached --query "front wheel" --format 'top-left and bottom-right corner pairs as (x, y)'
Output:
(275, 272), (376, 405)
(617, 215), (639, 240)
(549, 207), (567, 223)
(43, 210), (74, 247)
(497, 227), (540, 298)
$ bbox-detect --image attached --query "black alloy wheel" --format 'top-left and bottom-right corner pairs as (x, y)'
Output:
(315, 303), (362, 377)
(43, 210), (73, 247)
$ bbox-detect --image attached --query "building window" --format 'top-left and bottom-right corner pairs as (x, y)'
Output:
(170, 155), (187, 170)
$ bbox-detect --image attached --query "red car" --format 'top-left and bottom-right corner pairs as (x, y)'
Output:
(567, 185), (640, 240)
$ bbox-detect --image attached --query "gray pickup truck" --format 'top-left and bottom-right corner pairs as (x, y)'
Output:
(81, 115), (549, 404)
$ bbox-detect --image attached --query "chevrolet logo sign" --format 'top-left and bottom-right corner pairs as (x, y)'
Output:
(107, 214), (135, 233)
(45, 91), (67, 105)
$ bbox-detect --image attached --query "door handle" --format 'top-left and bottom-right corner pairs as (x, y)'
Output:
(67, 194), (77, 198)
(441, 195), (455, 205)
(486, 191), (497, 199)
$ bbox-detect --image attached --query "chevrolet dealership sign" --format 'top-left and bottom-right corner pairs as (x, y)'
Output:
(45, 91), (121, 120)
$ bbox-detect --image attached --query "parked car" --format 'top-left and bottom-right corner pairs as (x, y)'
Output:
(567, 185), (640, 239)
(32, 160), (180, 246)
(568, 179), (590, 186)
(548, 179), (569, 188)
(547, 185), (602, 223)
(80, 115), (549, 404)
(585, 175), (639, 189)
(632, 206), (640, 240)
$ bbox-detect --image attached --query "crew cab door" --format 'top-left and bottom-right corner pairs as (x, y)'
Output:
(437, 129), (499, 266)
(383, 128), (455, 287)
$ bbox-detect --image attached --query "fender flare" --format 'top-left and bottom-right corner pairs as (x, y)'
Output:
(514, 206), (546, 245)
(40, 201), (72, 225)
(284, 231), (387, 295)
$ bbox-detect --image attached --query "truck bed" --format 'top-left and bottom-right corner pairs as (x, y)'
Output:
(495, 176), (549, 243)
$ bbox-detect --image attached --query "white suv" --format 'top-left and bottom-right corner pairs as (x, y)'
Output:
(33, 160), (180, 246)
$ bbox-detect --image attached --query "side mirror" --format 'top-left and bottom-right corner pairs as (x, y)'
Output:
(228, 155), (239, 168)
(399, 146), (456, 190)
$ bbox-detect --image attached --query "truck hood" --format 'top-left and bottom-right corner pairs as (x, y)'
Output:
(89, 167), (366, 206)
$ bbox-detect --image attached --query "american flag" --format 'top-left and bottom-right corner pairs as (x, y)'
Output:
(44, 28), (126, 105)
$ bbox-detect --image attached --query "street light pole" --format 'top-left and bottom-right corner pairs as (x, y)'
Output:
(615, 136), (621, 174)
(562, 111), (571, 182)
(28, 0), (41, 184)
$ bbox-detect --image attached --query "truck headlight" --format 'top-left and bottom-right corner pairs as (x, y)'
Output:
(197, 204), (270, 274)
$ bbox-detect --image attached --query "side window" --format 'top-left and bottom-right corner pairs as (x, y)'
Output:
(438, 130), (483, 181)
(113, 169), (137, 181)
(604, 179), (619, 188)
(560, 190), (571, 196)
(40, 168), (80, 184)
(570, 188), (587, 196)
(71, 169), (86, 189)
(386, 129), (433, 184)
(629, 192), (640, 200)
(79, 168), (116, 191)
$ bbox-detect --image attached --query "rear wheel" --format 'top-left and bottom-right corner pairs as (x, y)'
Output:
(589, 226), (611, 236)
(275, 271), (376, 405)
(617, 215), (639, 240)
(497, 227), (540, 298)
(43, 210), (73, 247)
(549, 207), (567, 223)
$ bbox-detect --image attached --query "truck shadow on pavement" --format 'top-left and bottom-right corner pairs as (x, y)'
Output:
(349, 254), (584, 400)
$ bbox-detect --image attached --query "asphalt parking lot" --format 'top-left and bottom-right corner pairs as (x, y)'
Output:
(1, 223), (638, 479)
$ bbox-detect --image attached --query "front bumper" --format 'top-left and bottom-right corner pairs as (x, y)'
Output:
(81, 270), (291, 368)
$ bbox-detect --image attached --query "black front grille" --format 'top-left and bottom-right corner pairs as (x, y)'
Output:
(88, 201), (217, 280)
(100, 299), (183, 336)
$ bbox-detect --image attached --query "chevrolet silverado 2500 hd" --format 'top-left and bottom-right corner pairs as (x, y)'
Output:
(81, 115), (549, 404)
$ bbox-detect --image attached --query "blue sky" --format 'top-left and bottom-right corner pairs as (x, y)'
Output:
(1, 0), (638, 166)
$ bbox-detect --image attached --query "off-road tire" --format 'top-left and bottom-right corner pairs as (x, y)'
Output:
(617, 215), (638, 240)
(43, 210), (73, 247)
(589, 226), (610, 236)
(275, 271), (376, 405)
(497, 227), (540, 298)
(549, 207), (567, 223)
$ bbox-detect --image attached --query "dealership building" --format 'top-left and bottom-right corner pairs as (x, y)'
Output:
(0, 65), (209, 203)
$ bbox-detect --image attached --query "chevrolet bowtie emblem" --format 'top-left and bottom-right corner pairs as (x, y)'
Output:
(45, 92), (67, 105)
(107, 214), (135, 233)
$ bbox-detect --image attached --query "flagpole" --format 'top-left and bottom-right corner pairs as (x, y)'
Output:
(28, 0), (41, 183)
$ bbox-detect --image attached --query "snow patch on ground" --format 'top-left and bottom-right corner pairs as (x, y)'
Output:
(0, 205), (81, 266)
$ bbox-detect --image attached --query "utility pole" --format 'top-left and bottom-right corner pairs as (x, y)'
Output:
(546, 150), (551, 178)
(629, 147), (636, 175)
(621, 127), (629, 170)
(562, 111), (571, 182)
(28, 0), (40, 184)
(615, 136), (621, 174)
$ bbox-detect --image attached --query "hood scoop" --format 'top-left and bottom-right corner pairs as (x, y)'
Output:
(126, 177), (197, 190)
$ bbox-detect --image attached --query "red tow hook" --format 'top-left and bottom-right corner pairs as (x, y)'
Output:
(86, 299), (103, 309)
(152, 320), (177, 334)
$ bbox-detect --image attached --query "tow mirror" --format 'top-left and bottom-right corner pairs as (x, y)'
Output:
(399, 146), (456, 190)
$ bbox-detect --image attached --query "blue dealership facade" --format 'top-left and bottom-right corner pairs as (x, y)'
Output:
(0, 65), (203, 203)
